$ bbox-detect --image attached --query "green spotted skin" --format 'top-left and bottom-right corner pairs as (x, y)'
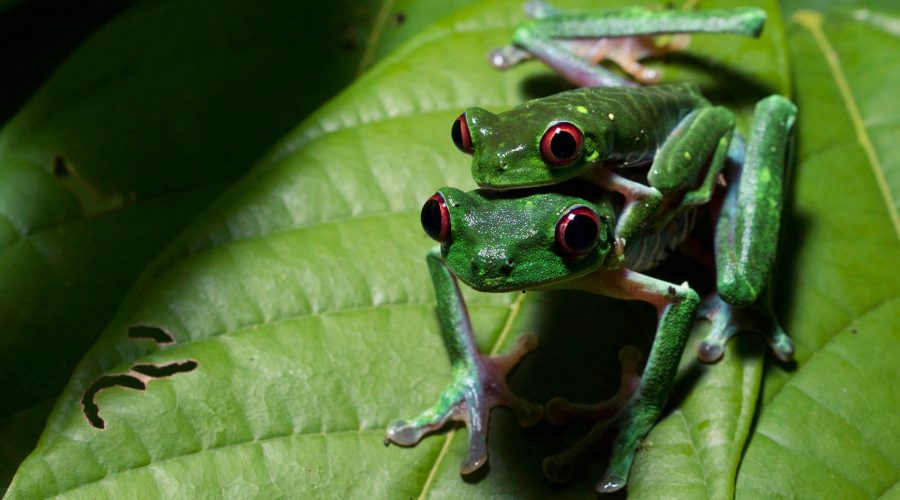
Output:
(466, 83), (709, 188)
(436, 186), (616, 292)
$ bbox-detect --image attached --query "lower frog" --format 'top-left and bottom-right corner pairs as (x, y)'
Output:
(385, 97), (796, 492)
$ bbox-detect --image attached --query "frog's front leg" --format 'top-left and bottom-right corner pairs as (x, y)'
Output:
(385, 248), (543, 473)
(545, 268), (700, 492)
(587, 168), (662, 242)
(699, 95), (798, 362)
(589, 106), (735, 242)
(491, 3), (766, 87)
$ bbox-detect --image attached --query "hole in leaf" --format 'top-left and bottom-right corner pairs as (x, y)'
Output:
(132, 360), (198, 377)
(81, 360), (198, 429)
(127, 325), (175, 345)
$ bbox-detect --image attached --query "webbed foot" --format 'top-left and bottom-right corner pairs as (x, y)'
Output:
(544, 346), (642, 426)
(539, 346), (643, 488)
(385, 335), (543, 474)
(697, 294), (794, 363)
(542, 400), (653, 492)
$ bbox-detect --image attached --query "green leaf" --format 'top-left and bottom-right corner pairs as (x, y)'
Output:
(736, 2), (900, 497)
(0, 0), (458, 489)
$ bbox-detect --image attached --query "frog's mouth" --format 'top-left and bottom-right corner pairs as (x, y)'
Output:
(449, 255), (598, 294)
(472, 159), (585, 190)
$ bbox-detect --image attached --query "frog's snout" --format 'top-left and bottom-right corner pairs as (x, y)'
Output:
(469, 253), (514, 278)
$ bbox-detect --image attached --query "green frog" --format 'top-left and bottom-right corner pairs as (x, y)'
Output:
(386, 95), (796, 492)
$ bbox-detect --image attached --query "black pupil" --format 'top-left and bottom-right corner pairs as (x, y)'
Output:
(421, 198), (444, 240)
(551, 130), (577, 159)
(564, 214), (598, 253)
(451, 118), (464, 150)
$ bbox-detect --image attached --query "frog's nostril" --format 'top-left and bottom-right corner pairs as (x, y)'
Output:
(501, 258), (514, 275)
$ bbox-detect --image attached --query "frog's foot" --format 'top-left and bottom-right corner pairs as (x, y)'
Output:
(564, 34), (690, 84)
(544, 346), (642, 427)
(539, 347), (642, 489)
(490, 35), (688, 84)
(542, 400), (655, 492)
(385, 335), (543, 474)
(697, 294), (794, 363)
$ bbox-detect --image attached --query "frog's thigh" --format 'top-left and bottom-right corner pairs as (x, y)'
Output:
(648, 106), (734, 199)
(716, 95), (797, 306)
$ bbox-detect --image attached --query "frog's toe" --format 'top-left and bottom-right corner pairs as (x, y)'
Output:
(597, 471), (627, 493)
(544, 345), (641, 426)
(769, 323), (795, 363)
(385, 411), (454, 447)
(542, 417), (614, 483)
(488, 45), (531, 69)
(697, 294), (794, 363)
(542, 454), (575, 483)
(697, 339), (726, 363)
(460, 426), (489, 474)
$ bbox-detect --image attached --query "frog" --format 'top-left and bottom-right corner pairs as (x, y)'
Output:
(385, 95), (796, 492)
(449, 3), (795, 362)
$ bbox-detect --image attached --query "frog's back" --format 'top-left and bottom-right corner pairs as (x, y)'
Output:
(552, 84), (708, 167)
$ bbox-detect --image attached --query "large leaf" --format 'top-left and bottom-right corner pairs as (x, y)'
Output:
(11, 0), (889, 497)
(0, 0), (466, 490)
(736, 2), (900, 497)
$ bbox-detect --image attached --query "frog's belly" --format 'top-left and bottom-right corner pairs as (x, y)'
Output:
(624, 207), (700, 272)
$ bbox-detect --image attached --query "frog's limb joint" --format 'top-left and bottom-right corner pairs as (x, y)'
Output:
(544, 345), (642, 426)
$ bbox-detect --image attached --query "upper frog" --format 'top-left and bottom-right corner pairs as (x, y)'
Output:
(452, 83), (708, 189)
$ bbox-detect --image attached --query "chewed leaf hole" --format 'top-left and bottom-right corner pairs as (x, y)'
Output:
(53, 155), (70, 177)
(81, 359), (198, 429)
(132, 360), (198, 377)
(81, 375), (145, 429)
(127, 325), (175, 345)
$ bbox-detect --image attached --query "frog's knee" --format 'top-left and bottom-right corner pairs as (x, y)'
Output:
(718, 276), (758, 307)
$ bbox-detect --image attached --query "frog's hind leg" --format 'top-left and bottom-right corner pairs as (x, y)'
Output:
(543, 345), (642, 426)
(490, 3), (766, 87)
(544, 269), (699, 491)
(385, 248), (542, 474)
(701, 95), (798, 363)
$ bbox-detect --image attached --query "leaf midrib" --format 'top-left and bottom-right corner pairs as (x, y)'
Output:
(792, 9), (900, 239)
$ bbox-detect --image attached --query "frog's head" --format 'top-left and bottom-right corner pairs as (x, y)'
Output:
(452, 91), (609, 189)
(420, 186), (616, 292)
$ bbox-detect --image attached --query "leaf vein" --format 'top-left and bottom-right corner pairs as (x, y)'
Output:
(792, 10), (900, 240)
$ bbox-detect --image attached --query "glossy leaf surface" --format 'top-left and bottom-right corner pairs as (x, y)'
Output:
(0, 0), (457, 490)
(736, 1), (900, 497)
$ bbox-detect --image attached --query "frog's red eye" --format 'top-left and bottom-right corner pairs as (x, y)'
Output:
(555, 206), (599, 258)
(540, 122), (583, 166)
(422, 193), (451, 242)
(451, 113), (473, 154)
